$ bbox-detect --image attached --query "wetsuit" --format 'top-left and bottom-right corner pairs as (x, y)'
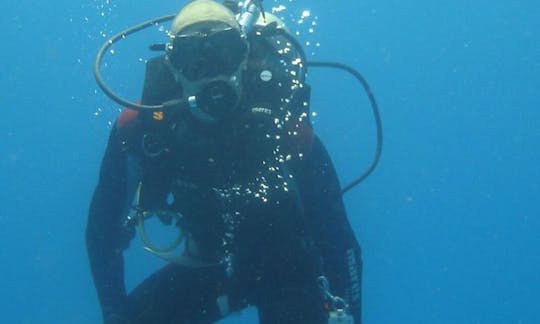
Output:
(87, 28), (362, 324)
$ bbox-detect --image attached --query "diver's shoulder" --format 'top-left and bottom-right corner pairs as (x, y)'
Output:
(115, 108), (141, 152)
(145, 55), (169, 71)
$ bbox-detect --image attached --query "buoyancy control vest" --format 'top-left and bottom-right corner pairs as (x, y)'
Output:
(116, 23), (315, 264)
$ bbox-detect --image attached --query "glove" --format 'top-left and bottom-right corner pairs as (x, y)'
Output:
(101, 296), (130, 324)
(104, 313), (131, 324)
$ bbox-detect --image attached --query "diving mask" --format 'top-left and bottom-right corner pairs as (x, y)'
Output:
(167, 24), (248, 81)
(166, 23), (248, 123)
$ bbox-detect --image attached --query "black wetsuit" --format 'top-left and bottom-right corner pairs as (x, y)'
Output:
(87, 29), (362, 324)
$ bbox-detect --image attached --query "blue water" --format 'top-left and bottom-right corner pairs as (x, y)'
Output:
(1, 0), (539, 323)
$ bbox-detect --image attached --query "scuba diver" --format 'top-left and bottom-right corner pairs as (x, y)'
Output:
(87, 0), (382, 323)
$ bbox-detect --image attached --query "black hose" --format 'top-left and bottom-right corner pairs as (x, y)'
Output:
(93, 15), (383, 193)
(94, 14), (176, 110)
(307, 61), (383, 194)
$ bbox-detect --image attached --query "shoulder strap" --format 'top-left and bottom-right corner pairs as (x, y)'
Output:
(242, 24), (308, 113)
(242, 24), (314, 154)
(141, 55), (183, 105)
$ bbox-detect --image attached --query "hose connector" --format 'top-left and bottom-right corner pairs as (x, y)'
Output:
(237, 0), (263, 35)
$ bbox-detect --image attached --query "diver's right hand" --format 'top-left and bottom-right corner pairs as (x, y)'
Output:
(102, 299), (131, 324)
(104, 313), (131, 324)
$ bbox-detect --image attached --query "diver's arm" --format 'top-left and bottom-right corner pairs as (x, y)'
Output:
(86, 125), (134, 321)
(298, 136), (363, 323)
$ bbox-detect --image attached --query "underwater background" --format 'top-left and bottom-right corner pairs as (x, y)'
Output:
(1, 0), (539, 323)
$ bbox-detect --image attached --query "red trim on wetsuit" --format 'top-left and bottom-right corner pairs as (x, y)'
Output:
(118, 108), (139, 128)
(117, 108), (139, 144)
(287, 121), (315, 155)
